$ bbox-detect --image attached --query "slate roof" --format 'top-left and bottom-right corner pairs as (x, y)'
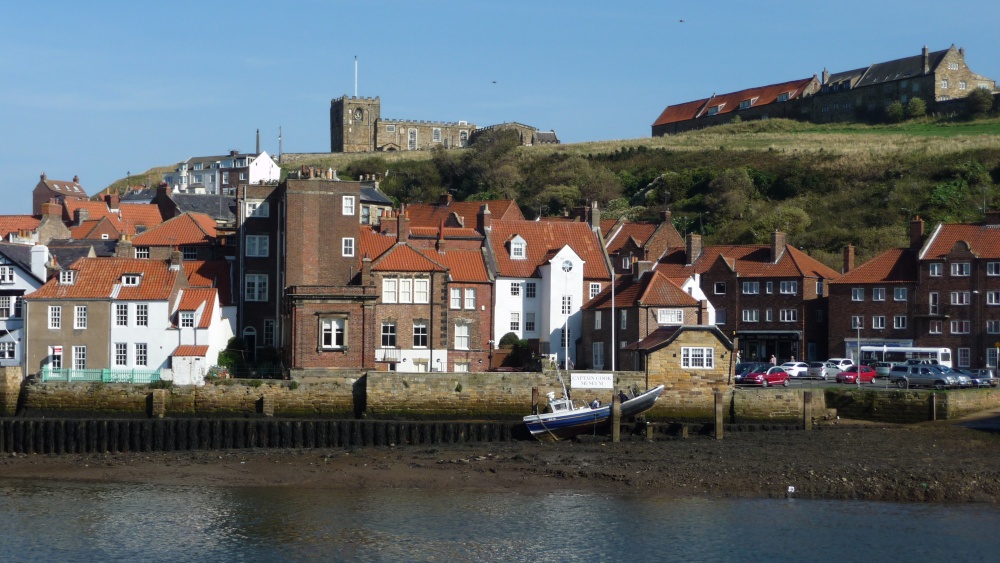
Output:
(653, 77), (816, 127)
(535, 130), (559, 143)
(63, 200), (164, 236)
(854, 49), (949, 88)
(132, 212), (217, 246)
(172, 345), (209, 357)
(48, 238), (117, 257)
(27, 258), (181, 301)
(0, 216), (40, 239)
(121, 189), (156, 203)
(921, 222), (1000, 260)
(829, 248), (919, 285)
(183, 261), (233, 306)
(37, 175), (88, 198)
(168, 193), (237, 223)
(656, 244), (841, 280)
(0, 242), (39, 280)
(361, 186), (393, 205)
(488, 219), (612, 281)
(587, 270), (698, 310)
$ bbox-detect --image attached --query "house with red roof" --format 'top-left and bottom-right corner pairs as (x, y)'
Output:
(63, 194), (164, 241)
(126, 211), (219, 262)
(23, 255), (232, 384)
(32, 173), (89, 216)
(402, 195), (523, 235)
(604, 210), (685, 275)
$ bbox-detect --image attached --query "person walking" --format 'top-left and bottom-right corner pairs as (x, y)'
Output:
(770, 354), (777, 365)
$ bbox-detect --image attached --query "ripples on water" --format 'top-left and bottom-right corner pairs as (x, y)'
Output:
(2, 481), (999, 562)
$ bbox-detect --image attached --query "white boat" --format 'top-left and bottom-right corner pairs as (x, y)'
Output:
(522, 384), (664, 442)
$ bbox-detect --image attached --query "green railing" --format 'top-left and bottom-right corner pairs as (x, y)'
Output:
(41, 366), (161, 384)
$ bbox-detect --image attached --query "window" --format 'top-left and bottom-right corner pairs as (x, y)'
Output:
(951, 320), (970, 334)
(511, 241), (525, 259)
(510, 282), (521, 297)
(742, 282), (759, 294)
(115, 342), (127, 366)
(73, 346), (86, 370)
(852, 288), (864, 301)
(58, 270), (74, 285)
(742, 309), (759, 322)
(714, 282), (726, 295)
(12, 297), (20, 318)
(941, 79), (949, 89)
(381, 323), (397, 348)
(592, 342), (605, 369)
(929, 320), (943, 334)
(455, 323), (470, 350)
(400, 279), (413, 303)
(929, 292), (939, 315)
(561, 328), (572, 348)
(988, 291), (1000, 305)
(894, 287), (908, 301)
(246, 235), (269, 257)
(851, 316), (863, 329)
(386, 124), (396, 133)
(361, 206), (371, 225)
(894, 315), (907, 329)
(658, 309), (683, 325)
(321, 317), (346, 349)
(0, 297), (9, 318)
(0, 342), (14, 359)
(247, 201), (269, 218)
(872, 288), (886, 301)
(589, 283), (601, 300)
(681, 347), (715, 369)
(342, 195), (355, 216)
(988, 320), (1000, 334)
(432, 128), (442, 143)
(562, 295), (572, 315)
(383, 279), (398, 303)
(960, 81), (967, 91)
(453, 362), (470, 373)
(450, 288), (461, 309)
(0, 266), (13, 283)
(989, 262), (1000, 276)
(716, 309), (727, 325)
(413, 321), (428, 348)
(180, 312), (195, 328)
(951, 291), (971, 305)
(50, 346), (62, 369)
(135, 304), (147, 327)
(525, 312), (536, 332)
(765, 282), (773, 294)
(595, 311), (602, 330)
(765, 309), (773, 322)
(816, 280), (824, 296)
(114, 303), (128, 326)
(222, 172), (229, 184)
(958, 348), (971, 368)
(122, 275), (140, 286)
(777, 92), (790, 102)
(182, 246), (197, 260)
(246, 274), (268, 301)
(620, 309), (627, 329)
(989, 348), (999, 369)
(342, 238), (355, 257)
(929, 263), (943, 276)
(510, 312), (520, 332)
(414, 279), (429, 304)
(951, 262), (970, 276)
(872, 316), (886, 329)
(948, 62), (959, 70)
(464, 288), (475, 309)
(780, 281), (797, 295)
(525, 282), (536, 298)
(135, 343), (147, 367)
(74, 305), (87, 329)
(780, 309), (797, 322)
(264, 320), (275, 347)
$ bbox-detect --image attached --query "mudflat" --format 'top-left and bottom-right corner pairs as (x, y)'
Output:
(2, 418), (999, 502)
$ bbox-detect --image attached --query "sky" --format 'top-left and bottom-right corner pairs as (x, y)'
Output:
(2, 0), (1000, 213)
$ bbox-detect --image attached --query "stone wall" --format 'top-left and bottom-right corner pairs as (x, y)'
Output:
(823, 388), (1000, 423)
(730, 388), (827, 423)
(0, 367), (22, 416)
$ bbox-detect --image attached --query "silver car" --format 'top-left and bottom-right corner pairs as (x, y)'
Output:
(806, 361), (827, 379)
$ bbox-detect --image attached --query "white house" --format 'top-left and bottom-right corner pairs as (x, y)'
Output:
(0, 243), (48, 369)
(169, 288), (234, 385)
(163, 150), (281, 195)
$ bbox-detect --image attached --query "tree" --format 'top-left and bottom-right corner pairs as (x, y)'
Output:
(704, 168), (755, 221)
(966, 89), (995, 116)
(885, 101), (905, 123)
(905, 97), (927, 119)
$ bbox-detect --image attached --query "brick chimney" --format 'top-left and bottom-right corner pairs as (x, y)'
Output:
(843, 244), (855, 273)
(106, 193), (120, 211)
(74, 208), (89, 226)
(770, 231), (786, 263)
(115, 234), (133, 258)
(361, 254), (373, 285)
(822, 67), (829, 85)
(662, 209), (672, 224)
(589, 201), (601, 230)
(436, 219), (447, 252)
(439, 193), (452, 206)
(923, 45), (930, 74)
(169, 249), (183, 271)
(397, 209), (409, 243)
(685, 233), (702, 266)
(633, 260), (653, 282)
(910, 216), (926, 248)
(477, 204), (492, 233)
(41, 202), (61, 219)
(697, 299), (709, 325)
(72, 175), (79, 184)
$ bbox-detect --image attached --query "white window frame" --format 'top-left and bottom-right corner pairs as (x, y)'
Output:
(321, 317), (346, 349)
(872, 288), (886, 301)
(342, 195), (356, 216)
(658, 309), (683, 325)
(73, 345), (86, 370)
(589, 283), (601, 300)
(780, 281), (797, 295)
(779, 309), (797, 322)
(383, 279), (398, 303)
(74, 305), (87, 329)
(562, 295), (572, 315)
(114, 342), (128, 367)
(894, 315), (907, 329)
(510, 312), (520, 332)
(342, 237), (355, 257)
(116, 303), (128, 326)
(414, 279), (429, 304)
(135, 343), (148, 367)
(958, 347), (971, 368)
(413, 321), (428, 348)
(872, 316), (886, 329)
(135, 246), (150, 259)
(987, 291), (1000, 305)
(929, 263), (942, 277)
(450, 288), (461, 309)
(525, 282), (536, 298)
(681, 347), (715, 369)
(929, 291), (939, 314)
(951, 320), (970, 334)
(136, 303), (148, 327)
(742, 309), (759, 323)
(454, 323), (470, 350)
(851, 316), (863, 329)
(852, 288), (864, 301)
(714, 282), (726, 295)
(246, 235), (269, 257)
(247, 201), (269, 218)
(988, 262), (1000, 276)
(0, 266), (14, 284)
(511, 242), (525, 259)
(510, 282), (521, 297)
(894, 287), (907, 301)
(246, 274), (268, 302)
(464, 288), (476, 309)
(929, 320), (943, 334)
(951, 291), (970, 305)
(742, 281), (759, 295)
(951, 262), (970, 277)
(525, 312), (536, 332)
(180, 312), (195, 328)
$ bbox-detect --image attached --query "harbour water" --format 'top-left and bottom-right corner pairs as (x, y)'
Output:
(1, 480), (999, 562)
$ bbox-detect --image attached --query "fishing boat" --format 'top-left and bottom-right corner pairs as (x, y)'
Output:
(523, 384), (664, 442)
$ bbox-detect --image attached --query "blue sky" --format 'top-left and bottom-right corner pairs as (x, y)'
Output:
(2, 1), (999, 213)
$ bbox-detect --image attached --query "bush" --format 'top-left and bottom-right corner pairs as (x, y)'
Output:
(905, 97), (927, 119)
(966, 89), (995, 116)
(885, 101), (905, 123)
(498, 332), (521, 349)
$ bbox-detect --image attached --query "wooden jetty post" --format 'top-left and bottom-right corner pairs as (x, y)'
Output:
(714, 391), (724, 440)
(611, 393), (621, 443)
(531, 387), (539, 415)
(803, 391), (813, 430)
(930, 393), (937, 421)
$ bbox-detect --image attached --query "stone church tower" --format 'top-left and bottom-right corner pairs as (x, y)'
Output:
(330, 96), (380, 153)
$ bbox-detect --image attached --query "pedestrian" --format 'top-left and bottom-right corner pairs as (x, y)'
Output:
(770, 354), (777, 365)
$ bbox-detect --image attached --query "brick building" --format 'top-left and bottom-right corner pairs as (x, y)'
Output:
(603, 211), (685, 276)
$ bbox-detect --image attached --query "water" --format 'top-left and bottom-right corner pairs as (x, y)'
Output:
(1, 480), (999, 562)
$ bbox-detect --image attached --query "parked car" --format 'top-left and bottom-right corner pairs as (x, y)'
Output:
(871, 362), (894, 378)
(889, 364), (958, 390)
(966, 368), (999, 388)
(823, 358), (854, 379)
(836, 365), (877, 384)
(780, 362), (810, 378)
(735, 362), (770, 378)
(939, 368), (974, 388)
(736, 366), (790, 387)
(806, 361), (828, 379)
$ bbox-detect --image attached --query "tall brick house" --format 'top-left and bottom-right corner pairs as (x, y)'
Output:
(32, 173), (89, 216)
(603, 211), (685, 275)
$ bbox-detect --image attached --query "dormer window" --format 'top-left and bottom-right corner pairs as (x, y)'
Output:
(739, 97), (758, 109)
(510, 235), (527, 260)
(706, 104), (725, 116)
(59, 270), (75, 285)
(122, 274), (141, 286)
(777, 92), (790, 102)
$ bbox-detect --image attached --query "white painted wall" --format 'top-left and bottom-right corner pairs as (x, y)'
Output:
(539, 246), (584, 367)
(249, 151), (281, 184)
(109, 301), (174, 370)
(0, 254), (43, 369)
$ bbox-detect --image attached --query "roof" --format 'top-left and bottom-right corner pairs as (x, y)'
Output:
(409, 226), (482, 239)
(168, 193), (236, 223)
(172, 345), (209, 357)
(48, 246), (93, 270)
(587, 270), (699, 309)
(0, 215), (40, 239)
(599, 219), (619, 238)
(358, 227), (397, 262)
(653, 77), (816, 127)
(921, 222), (1000, 260)
(405, 199), (524, 231)
(854, 48), (949, 88)
(623, 325), (733, 352)
(433, 249), (490, 283)
(181, 152), (264, 166)
(183, 260), (233, 306)
(48, 238), (117, 257)
(360, 186), (393, 205)
(63, 200), (164, 236)
(829, 248), (918, 284)
(36, 175), (88, 198)
(178, 288), (217, 328)
(606, 222), (658, 254)
(535, 130), (559, 143)
(132, 212), (217, 246)
(0, 242), (38, 280)
(488, 219), (612, 280)
(121, 188), (156, 203)
(27, 257), (181, 301)
(371, 243), (447, 272)
(656, 243), (841, 280)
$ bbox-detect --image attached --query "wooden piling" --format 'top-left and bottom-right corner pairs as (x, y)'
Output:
(611, 393), (621, 443)
(930, 393), (937, 421)
(803, 391), (813, 430)
(714, 391), (724, 440)
(531, 387), (539, 415)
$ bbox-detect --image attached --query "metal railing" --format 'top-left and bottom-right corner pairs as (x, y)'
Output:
(41, 366), (161, 384)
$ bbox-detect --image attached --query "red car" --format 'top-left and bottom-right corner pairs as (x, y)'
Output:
(836, 365), (877, 384)
(737, 366), (790, 387)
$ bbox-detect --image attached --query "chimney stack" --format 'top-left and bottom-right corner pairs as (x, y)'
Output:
(256, 128), (260, 154)
(397, 208), (410, 243)
(72, 175), (79, 184)
(843, 245), (855, 273)
(477, 204), (492, 233)
(361, 254), (373, 285)
(439, 193), (452, 206)
(169, 250), (183, 271)
(910, 216), (926, 248)
(115, 234), (134, 258)
(923, 45), (930, 74)
(105, 193), (120, 211)
(633, 259), (653, 282)
(698, 299), (709, 325)
(74, 208), (89, 226)
(685, 233), (702, 266)
(589, 201), (601, 230)
(770, 231), (786, 263)
(822, 67), (829, 85)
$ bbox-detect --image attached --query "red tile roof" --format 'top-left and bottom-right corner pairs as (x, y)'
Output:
(488, 219), (612, 281)
(432, 249), (490, 283)
(829, 248), (918, 284)
(358, 227), (397, 262)
(404, 199), (523, 230)
(178, 288), (217, 328)
(173, 345), (209, 357)
(68, 219), (105, 239)
(652, 77), (816, 127)
(63, 201), (164, 236)
(0, 215), (40, 238)
(131, 212), (216, 246)
(606, 222), (658, 254)
(587, 270), (698, 309)
(599, 219), (619, 238)
(656, 244), (841, 280)
(371, 243), (447, 272)
(922, 223), (1000, 260)
(27, 257), (182, 300)
(183, 260), (233, 306)
(623, 325), (733, 352)
(409, 226), (482, 239)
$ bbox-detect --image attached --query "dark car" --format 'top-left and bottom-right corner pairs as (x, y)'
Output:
(736, 366), (790, 387)
(967, 368), (999, 388)
(889, 364), (958, 390)
(836, 365), (877, 384)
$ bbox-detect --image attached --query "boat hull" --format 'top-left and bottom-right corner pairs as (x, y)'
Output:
(523, 385), (664, 442)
